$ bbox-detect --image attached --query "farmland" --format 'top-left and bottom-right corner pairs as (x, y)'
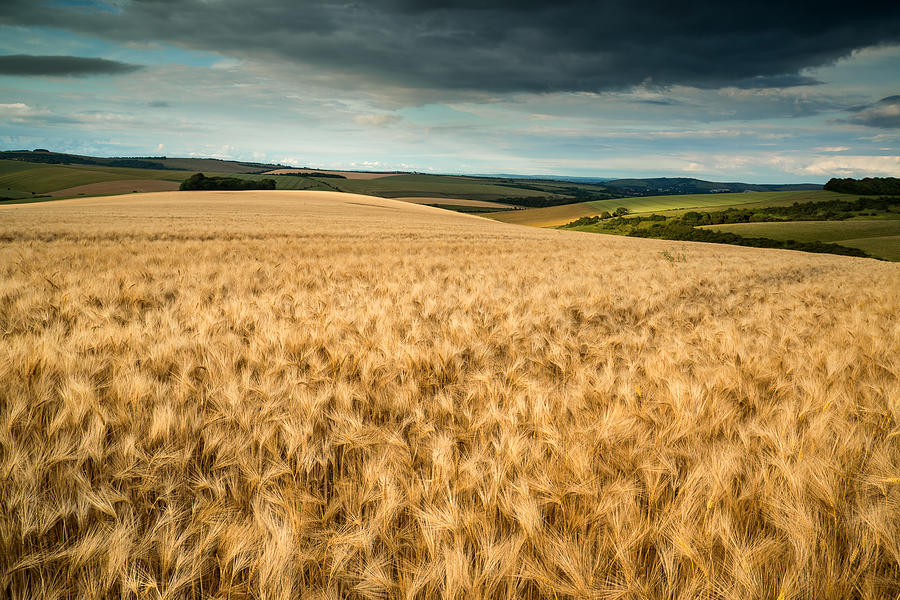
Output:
(231, 173), (558, 201)
(2, 191), (899, 599)
(0, 152), (839, 221)
(390, 196), (517, 209)
(262, 168), (399, 180)
(48, 179), (181, 197)
(704, 220), (900, 261)
(558, 195), (900, 261)
(486, 190), (856, 227)
(0, 159), (190, 196)
(0, 158), (561, 205)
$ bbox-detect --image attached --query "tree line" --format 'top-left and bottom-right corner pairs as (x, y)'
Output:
(180, 173), (276, 191)
(566, 196), (899, 229)
(824, 177), (900, 195)
(561, 196), (900, 259)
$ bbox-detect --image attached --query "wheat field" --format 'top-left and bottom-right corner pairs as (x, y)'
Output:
(1, 191), (899, 600)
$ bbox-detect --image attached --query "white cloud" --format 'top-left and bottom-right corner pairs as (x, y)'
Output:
(0, 102), (51, 119)
(814, 146), (850, 152)
(210, 58), (242, 70)
(800, 155), (900, 177)
(353, 113), (401, 127)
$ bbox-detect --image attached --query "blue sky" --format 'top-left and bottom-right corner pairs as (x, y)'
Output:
(1, 1), (899, 182)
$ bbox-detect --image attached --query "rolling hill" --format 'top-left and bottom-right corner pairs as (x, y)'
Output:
(704, 219), (900, 261)
(0, 159), (191, 196)
(485, 190), (852, 227)
(1, 150), (824, 210)
(0, 150), (282, 174)
(601, 176), (820, 195)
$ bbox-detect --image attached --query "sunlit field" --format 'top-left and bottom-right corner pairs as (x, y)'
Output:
(485, 190), (854, 227)
(2, 191), (899, 599)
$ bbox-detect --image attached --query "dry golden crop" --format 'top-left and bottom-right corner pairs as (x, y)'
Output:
(1, 191), (899, 600)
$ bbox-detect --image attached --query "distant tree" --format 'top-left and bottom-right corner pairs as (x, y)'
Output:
(600, 211), (612, 219)
(613, 207), (630, 217)
(824, 177), (900, 195)
(278, 171), (347, 179)
(180, 173), (276, 191)
(682, 211), (701, 225)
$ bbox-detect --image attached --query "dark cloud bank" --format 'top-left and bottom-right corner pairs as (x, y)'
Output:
(0, 54), (141, 76)
(2, 0), (899, 92)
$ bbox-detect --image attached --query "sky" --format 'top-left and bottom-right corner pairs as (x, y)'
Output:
(1, 1), (899, 183)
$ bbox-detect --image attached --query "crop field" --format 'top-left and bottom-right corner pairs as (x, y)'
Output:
(704, 220), (900, 261)
(837, 236), (900, 262)
(392, 196), (518, 209)
(154, 158), (275, 174)
(1, 191), (899, 599)
(231, 173), (555, 201)
(488, 190), (853, 227)
(0, 160), (191, 196)
(262, 169), (399, 180)
(48, 179), (181, 197)
(0, 160), (563, 204)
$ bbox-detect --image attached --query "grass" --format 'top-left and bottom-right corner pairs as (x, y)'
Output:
(156, 157), (275, 173)
(1, 190), (899, 599)
(231, 173), (557, 201)
(424, 203), (517, 213)
(837, 235), (900, 261)
(0, 189), (37, 201)
(0, 160), (48, 176)
(0, 160), (191, 195)
(488, 190), (851, 227)
(704, 220), (900, 260)
(388, 197), (518, 209)
(0, 162), (561, 204)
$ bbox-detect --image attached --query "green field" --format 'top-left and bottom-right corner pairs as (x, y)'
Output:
(836, 236), (900, 261)
(0, 160), (191, 195)
(0, 160), (48, 177)
(333, 174), (555, 199)
(230, 173), (556, 201)
(0, 156), (839, 213)
(704, 219), (900, 261)
(156, 157), (275, 173)
(487, 190), (852, 227)
(0, 161), (562, 203)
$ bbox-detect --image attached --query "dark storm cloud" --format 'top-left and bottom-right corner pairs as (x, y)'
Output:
(846, 96), (900, 128)
(2, 1), (899, 93)
(0, 54), (142, 76)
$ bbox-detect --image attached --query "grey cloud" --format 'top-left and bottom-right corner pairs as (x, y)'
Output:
(730, 75), (824, 90)
(0, 54), (142, 76)
(635, 98), (684, 106)
(149, 100), (171, 107)
(2, 1), (898, 94)
(846, 96), (900, 128)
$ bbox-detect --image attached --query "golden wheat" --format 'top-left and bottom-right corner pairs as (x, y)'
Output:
(1, 190), (899, 599)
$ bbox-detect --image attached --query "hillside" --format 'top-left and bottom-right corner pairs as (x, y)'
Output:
(1, 151), (824, 209)
(602, 177), (820, 195)
(704, 220), (900, 261)
(486, 190), (851, 227)
(0, 150), (282, 174)
(0, 159), (191, 198)
(2, 191), (898, 599)
(228, 172), (558, 202)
